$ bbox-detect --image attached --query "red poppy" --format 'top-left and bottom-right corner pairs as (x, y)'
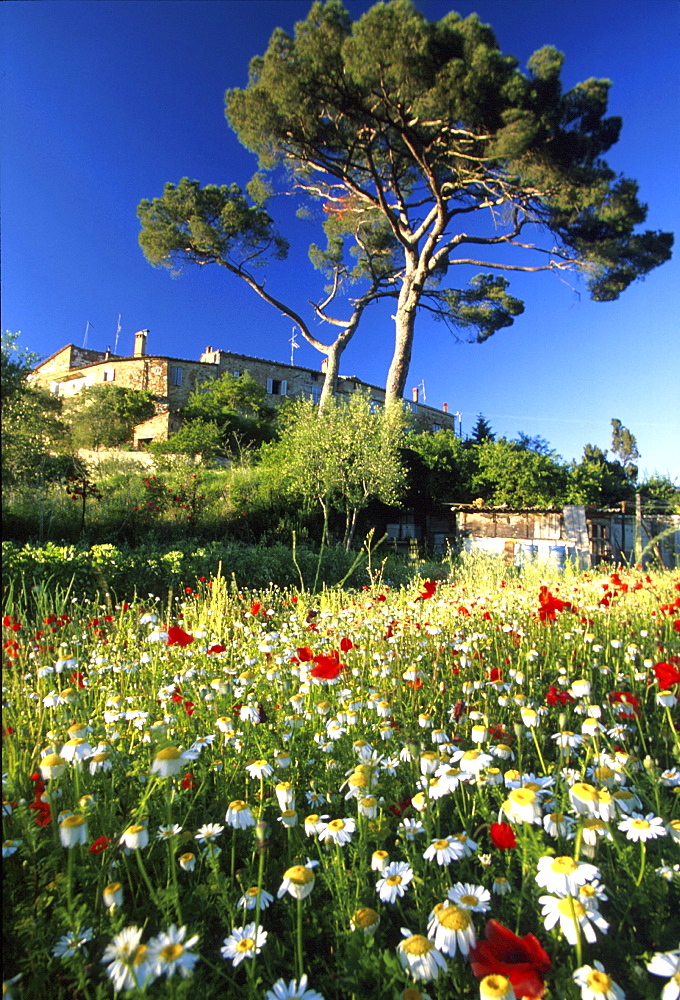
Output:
(89, 836), (112, 854)
(487, 667), (503, 682)
(388, 796), (412, 818)
(339, 637), (353, 652)
(167, 626), (194, 647)
(295, 646), (315, 662)
(250, 602), (262, 616)
(418, 580), (437, 600)
(28, 800), (52, 826)
(470, 920), (551, 999)
(182, 772), (196, 789)
(310, 651), (344, 680)
(490, 822), (517, 850)
(207, 643), (227, 654)
(653, 661), (680, 689)
(537, 586), (576, 621)
(184, 701), (195, 716)
(546, 685), (575, 706)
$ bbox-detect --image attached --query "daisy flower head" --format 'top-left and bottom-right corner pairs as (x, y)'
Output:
(238, 886), (274, 911)
(304, 814), (328, 837)
(318, 817), (356, 846)
(371, 849), (390, 871)
(146, 924), (200, 979)
(398, 928), (448, 982)
(479, 975), (515, 1000)
(350, 907), (380, 934)
(151, 746), (186, 778)
(535, 855), (600, 896)
(427, 901), (476, 957)
(39, 753), (66, 781)
(501, 787), (542, 825)
(59, 813), (88, 848)
(52, 926), (93, 959)
(376, 861), (414, 903)
(195, 823), (224, 843)
(543, 811), (576, 839)
(120, 823), (149, 851)
(265, 974), (325, 1000)
(618, 813), (667, 842)
(573, 961), (625, 1000)
(423, 835), (464, 866)
(102, 882), (123, 909)
(178, 852), (196, 871)
(448, 882), (491, 912)
(220, 922), (268, 966)
(492, 876), (512, 896)
(646, 949), (680, 1000)
(539, 894), (609, 945)
(398, 817), (426, 840)
(101, 926), (155, 991)
(277, 860), (318, 899)
(157, 824), (183, 841)
(246, 759), (274, 780)
(225, 799), (256, 829)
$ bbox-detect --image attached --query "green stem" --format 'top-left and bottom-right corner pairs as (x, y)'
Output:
(531, 727), (548, 776)
(635, 841), (646, 887)
(296, 896), (304, 980)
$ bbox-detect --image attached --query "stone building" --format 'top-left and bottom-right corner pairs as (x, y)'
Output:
(29, 330), (456, 446)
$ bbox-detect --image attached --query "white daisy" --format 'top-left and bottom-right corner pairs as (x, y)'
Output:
(618, 813), (667, 843)
(146, 924), (200, 979)
(318, 817), (356, 846)
(539, 894), (609, 945)
(225, 800), (256, 829)
(423, 836), (464, 866)
(220, 922), (268, 966)
(101, 926), (156, 991)
(646, 950), (680, 1000)
(447, 882), (491, 912)
(535, 856), (600, 896)
(195, 823), (224, 842)
(573, 961), (625, 1000)
(426, 902), (476, 957)
(397, 928), (448, 982)
(52, 927), (93, 959)
(277, 861), (318, 900)
(238, 886), (274, 911)
(265, 974), (325, 1000)
(376, 861), (414, 903)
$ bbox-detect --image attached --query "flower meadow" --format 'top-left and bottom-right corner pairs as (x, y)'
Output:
(2, 560), (680, 1000)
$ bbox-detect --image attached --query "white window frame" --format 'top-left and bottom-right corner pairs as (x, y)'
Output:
(170, 366), (184, 386)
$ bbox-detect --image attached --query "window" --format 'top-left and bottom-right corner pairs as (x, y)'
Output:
(103, 369), (115, 382)
(266, 378), (287, 395)
(50, 381), (61, 396)
(231, 370), (241, 377)
(310, 386), (321, 405)
(432, 423), (442, 432)
(170, 366), (184, 386)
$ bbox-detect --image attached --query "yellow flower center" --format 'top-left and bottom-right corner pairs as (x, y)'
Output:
(462, 750), (480, 760)
(579, 884), (597, 898)
(160, 943), (184, 963)
(352, 907), (378, 929)
(631, 819), (650, 829)
(557, 897), (586, 918)
(551, 856), (578, 874)
(480, 975), (512, 999)
(433, 839), (450, 850)
(155, 746), (181, 760)
(132, 944), (148, 966)
(509, 788), (536, 805)
(104, 881), (121, 894)
(586, 970), (613, 993)
(328, 819), (345, 831)
(61, 814), (85, 828)
(401, 934), (434, 956)
(403, 990), (426, 1000)
(386, 875), (402, 886)
(523, 781), (541, 792)
(373, 850), (389, 860)
(459, 894), (479, 906)
(572, 782), (598, 801)
(126, 824), (145, 835)
(593, 766), (615, 781)
(229, 800), (247, 811)
(235, 938), (255, 953)
(284, 865), (314, 885)
(437, 905), (471, 931)
(41, 753), (65, 767)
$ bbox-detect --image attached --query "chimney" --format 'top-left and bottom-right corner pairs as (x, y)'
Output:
(412, 387), (419, 402)
(321, 358), (328, 371)
(442, 402), (448, 413)
(133, 330), (149, 357)
(206, 346), (212, 354)
(105, 346), (111, 359)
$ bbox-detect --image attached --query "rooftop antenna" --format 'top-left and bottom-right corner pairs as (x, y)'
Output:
(418, 379), (426, 402)
(290, 327), (299, 366)
(455, 411), (462, 438)
(113, 314), (121, 355)
(82, 320), (93, 348)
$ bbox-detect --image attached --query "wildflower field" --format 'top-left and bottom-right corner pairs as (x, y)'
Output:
(2, 557), (679, 1000)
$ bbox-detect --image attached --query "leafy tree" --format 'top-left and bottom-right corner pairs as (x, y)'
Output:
(610, 418), (640, 478)
(514, 432), (552, 455)
(405, 428), (475, 505)
(1, 331), (67, 486)
(472, 438), (568, 507)
(259, 393), (405, 548)
(565, 443), (635, 506)
(64, 385), (156, 450)
(181, 370), (277, 453)
(469, 413), (495, 444)
(139, 0), (672, 408)
(149, 420), (224, 462)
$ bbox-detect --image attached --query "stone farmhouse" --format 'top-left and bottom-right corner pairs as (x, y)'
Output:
(29, 330), (455, 448)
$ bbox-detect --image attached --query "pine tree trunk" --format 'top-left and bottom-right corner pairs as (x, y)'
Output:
(384, 297), (417, 407)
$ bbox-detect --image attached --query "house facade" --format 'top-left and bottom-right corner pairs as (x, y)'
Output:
(29, 330), (455, 446)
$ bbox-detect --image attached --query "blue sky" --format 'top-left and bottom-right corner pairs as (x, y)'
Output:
(2, 0), (678, 477)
